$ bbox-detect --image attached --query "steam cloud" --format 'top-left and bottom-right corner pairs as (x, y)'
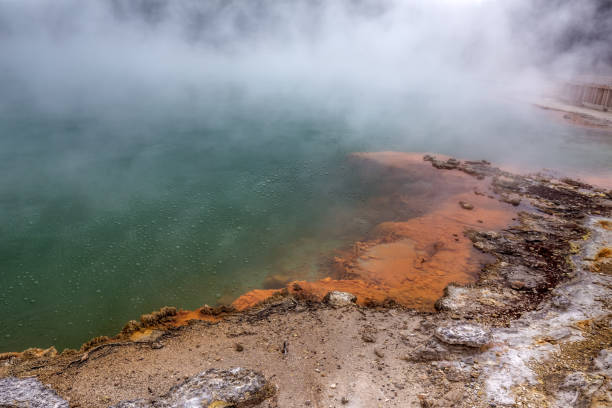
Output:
(0, 0), (610, 117)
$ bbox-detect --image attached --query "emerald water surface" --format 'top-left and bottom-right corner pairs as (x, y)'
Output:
(1, 93), (611, 352)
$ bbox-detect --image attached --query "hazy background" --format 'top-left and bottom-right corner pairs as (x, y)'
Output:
(0, 0), (611, 351)
(1, 0), (610, 117)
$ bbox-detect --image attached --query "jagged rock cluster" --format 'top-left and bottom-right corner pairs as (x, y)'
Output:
(422, 154), (612, 407)
(424, 154), (611, 326)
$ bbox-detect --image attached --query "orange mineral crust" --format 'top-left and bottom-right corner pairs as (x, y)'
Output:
(172, 308), (221, 326)
(231, 289), (282, 311)
(231, 152), (519, 312)
(124, 307), (221, 334)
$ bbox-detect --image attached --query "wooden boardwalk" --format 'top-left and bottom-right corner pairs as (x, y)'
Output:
(560, 76), (612, 112)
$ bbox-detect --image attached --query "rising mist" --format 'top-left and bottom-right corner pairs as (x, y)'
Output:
(0, 0), (610, 351)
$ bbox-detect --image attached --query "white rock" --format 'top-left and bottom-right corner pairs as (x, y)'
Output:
(323, 291), (357, 307)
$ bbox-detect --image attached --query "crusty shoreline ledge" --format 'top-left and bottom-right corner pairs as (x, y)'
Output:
(1, 153), (611, 408)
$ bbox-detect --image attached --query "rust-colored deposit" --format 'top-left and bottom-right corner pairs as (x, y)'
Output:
(121, 305), (222, 338)
(592, 247), (612, 275)
(171, 307), (222, 326)
(230, 289), (282, 311)
(230, 152), (518, 312)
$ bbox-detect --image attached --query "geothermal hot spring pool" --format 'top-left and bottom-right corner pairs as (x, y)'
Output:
(1, 95), (610, 353)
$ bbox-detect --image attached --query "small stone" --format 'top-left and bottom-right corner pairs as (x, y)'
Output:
(444, 389), (465, 404)
(552, 295), (571, 310)
(434, 323), (491, 348)
(408, 338), (449, 361)
(330, 383), (337, 389)
(499, 192), (522, 206)
(235, 343), (244, 352)
(323, 291), (357, 307)
(399, 330), (414, 340)
(374, 348), (384, 358)
(361, 333), (375, 343)
(594, 349), (612, 371)
(443, 364), (471, 382)
(510, 280), (525, 290)
(501, 265), (545, 291)
(341, 396), (349, 404)
(459, 201), (474, 210)
(482, 231), (499, 239)
(417, 393), (434, 408)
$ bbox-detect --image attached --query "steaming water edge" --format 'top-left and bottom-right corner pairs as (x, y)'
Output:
(0, 95), (610, 352)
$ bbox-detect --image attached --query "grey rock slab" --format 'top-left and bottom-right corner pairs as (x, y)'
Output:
(157, 367), (273, 407)
(0, 377), (68, 408)
(111, 368), (273, 408)
(434, 323), (491, 348)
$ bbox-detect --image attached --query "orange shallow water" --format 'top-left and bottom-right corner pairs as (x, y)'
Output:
(169, 152), (519, 325)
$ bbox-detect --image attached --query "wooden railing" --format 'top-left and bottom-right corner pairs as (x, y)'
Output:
(560, 79), (612, 112)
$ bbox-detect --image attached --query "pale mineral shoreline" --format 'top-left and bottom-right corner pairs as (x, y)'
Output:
(1, 154), (611, 408)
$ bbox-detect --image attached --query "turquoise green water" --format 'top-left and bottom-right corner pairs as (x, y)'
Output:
(1, 94), (611, 352)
